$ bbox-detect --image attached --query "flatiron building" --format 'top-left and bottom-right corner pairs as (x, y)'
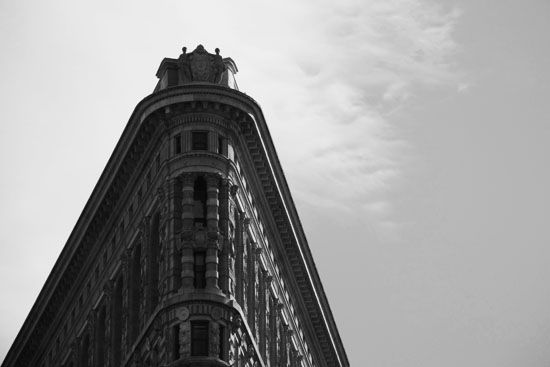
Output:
(2, 45), (349, 367)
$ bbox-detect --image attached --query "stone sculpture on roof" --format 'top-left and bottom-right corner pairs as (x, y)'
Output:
(178, 44), (227, 84)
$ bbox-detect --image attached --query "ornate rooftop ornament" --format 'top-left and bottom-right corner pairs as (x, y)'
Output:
(155, 44), (239, 91)
(178, 45), (226, 83)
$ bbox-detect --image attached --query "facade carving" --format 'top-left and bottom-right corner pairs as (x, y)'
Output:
(2, 45), (348, 367)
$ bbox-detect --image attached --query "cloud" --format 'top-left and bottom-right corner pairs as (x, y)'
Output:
(238, 0), (462, 236)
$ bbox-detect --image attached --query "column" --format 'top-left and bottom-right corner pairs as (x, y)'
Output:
(218, 178), (230, 295)
(205, 174), (220, 290)
(235, 212), (245, 306)
(140, 216), (152, 317)
(163, 177), (182, 295)
(280, 323), (289, 367)
(269, 297), (279, 367)
(247, 242), (257, 334)
(259, 270), (270, 360)
(102, 283), (112, 367)
(180, 173), (195, 291)
(121, 250), (130, 360)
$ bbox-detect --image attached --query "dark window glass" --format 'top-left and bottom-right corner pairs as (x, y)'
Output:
(129, 245), (141, 343)
(192, 131), (208, 150)
(219, 324), (225, 359)
(95, 306), (106, 366)
(80, 334), (90, 367)
(173, 324), (181, 361)
(113, 277), (123, 366)
(218, 136), (224, 155)
(193, 177), (207, 226)
(174, 134), (182, 154)
(149, 212), (160, 309)
(194, 251), (206, 289)
(191, 321), (209, 356)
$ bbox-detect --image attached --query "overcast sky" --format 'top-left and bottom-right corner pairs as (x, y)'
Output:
(1, 1), (549, 366)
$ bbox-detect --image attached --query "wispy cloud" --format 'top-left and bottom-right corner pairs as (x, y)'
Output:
(240, 0), (462, 235)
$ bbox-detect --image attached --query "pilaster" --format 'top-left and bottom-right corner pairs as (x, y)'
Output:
(218, 178), (231, 295)
(235, 212), (245, 306)
(121, 250), (130, 360)
(180, 173), (195, 292)
(205, 174), (220, 291)
(162, 177), (183, 295)
(259, 270), (270, 360)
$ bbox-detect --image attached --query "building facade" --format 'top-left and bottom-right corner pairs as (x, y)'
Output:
(2, 45), (349, 367)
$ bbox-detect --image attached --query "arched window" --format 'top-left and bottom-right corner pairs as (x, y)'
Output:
(193, 177), (207, 226)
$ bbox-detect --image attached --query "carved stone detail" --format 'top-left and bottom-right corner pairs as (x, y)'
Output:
(176, 307), (190, 321)
(178, 45), (226, 84)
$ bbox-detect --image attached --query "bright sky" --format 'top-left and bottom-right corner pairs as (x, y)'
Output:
(1, 1), (549, 366)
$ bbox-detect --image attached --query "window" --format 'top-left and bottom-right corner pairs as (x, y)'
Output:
(173, 324), (181, 361)
(112, 276), (123, 366)
(218, 136), (224, 155)
(193, 177), (207, 226)
(194, 251), (206, 289)
(95, 306), (106, 366)
(192, 131), (208, 150)
(149, 212), (160, 310)
(191, 321), (209, 356)
(129, 245), (141, 343)
(80, 334), (90, 367)
(174, 134), (182, 154)
(219, 324), (225, 359)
